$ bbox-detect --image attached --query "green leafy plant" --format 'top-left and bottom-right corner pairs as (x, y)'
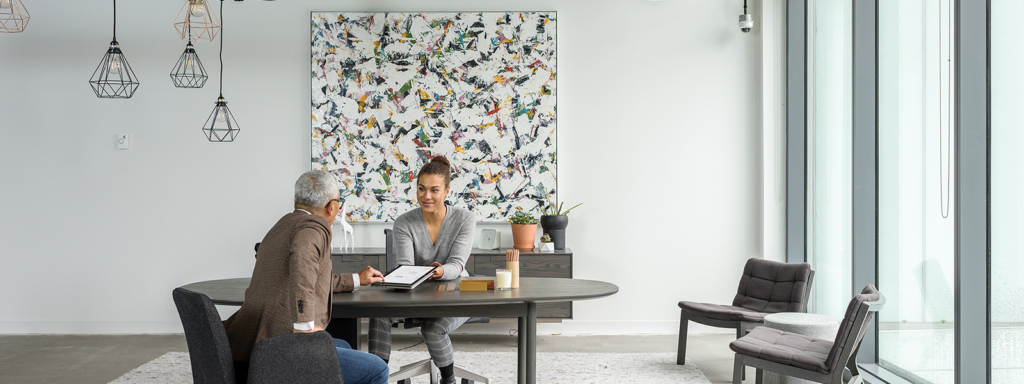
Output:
(541, 198), (583, 216)
(540, 233), (552, 243)
(509, 211), (538, 225)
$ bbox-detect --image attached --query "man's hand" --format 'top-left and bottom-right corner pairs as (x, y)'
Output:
(358, 266), (384, 286)
(293, 324), (324, 334)
(428, 262), (444, 280)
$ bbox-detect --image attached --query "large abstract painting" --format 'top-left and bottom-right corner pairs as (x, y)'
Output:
(311, 12), (557, 222)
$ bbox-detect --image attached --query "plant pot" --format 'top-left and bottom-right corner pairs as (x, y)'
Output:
(540, 215), (568, 250)
(538, 242), (555, 252)
(510, 223), (537, 251)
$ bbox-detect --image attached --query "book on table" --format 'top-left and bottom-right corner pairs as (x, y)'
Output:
(372, 265), (438, 289)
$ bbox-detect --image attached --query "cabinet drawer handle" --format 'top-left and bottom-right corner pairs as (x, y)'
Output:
(341, 256), (363, 262)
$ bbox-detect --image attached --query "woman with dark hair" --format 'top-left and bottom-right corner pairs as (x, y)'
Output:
(369, 155), (477, 384)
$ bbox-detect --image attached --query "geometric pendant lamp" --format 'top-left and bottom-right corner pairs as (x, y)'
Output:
(0, 0), (30, 33)
(174, 0), (219, 42)
(88, 0), (140, 99)
(169, 42), (208, 88)
(201, 0), (239, 142)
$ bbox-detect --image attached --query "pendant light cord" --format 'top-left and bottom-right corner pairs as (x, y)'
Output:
(112, 0), (117, 41)
(743, 0), (748, 14)
(219, 0), (224, 97)
(938, 0), (951, 219)
(186, 4), (192, 42)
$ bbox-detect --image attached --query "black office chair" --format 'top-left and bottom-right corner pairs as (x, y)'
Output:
(383, 229), (490, 384)
(173, 287), (345, 384)
(248, 332), (344, 384)
(172, 287), (237, 384)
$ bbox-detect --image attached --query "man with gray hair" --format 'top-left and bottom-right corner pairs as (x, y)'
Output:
(224, 170), (387, 384)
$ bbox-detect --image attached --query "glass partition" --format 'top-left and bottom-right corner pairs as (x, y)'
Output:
(877, 0), (955, 382)
(807, 0), (853, 320)
(990, 1), (1024, 382)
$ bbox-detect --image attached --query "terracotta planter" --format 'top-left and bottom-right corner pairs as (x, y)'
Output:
(510, 223), (537, 251)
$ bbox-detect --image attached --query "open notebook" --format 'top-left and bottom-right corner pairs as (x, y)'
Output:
(371, 265), (437, 289)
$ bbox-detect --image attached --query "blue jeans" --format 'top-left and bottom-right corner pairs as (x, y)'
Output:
(334, 338), (389, 384)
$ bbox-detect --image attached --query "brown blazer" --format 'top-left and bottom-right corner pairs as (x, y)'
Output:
(223, 210), (355, 362)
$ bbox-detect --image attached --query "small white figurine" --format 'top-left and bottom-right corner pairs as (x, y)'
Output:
(336, 201), (355, 250)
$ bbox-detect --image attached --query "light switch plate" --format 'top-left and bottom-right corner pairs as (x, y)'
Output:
(117, 134), (130, 150)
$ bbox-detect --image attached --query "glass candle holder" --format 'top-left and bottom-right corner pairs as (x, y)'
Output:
(495, 269), (512, 291)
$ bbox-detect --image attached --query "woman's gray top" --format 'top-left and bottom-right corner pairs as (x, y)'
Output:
(392, 205), (477, 280)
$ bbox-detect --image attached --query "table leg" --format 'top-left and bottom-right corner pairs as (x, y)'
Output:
(326, 317), (360, 350)
(518, 316), (527, 384)
(527, 302), (537, 384)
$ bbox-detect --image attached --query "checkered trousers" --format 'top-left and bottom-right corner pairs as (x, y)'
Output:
(368, 316), (470, 367)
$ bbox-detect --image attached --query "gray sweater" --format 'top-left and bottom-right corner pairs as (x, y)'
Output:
(392, 206), (477, 280)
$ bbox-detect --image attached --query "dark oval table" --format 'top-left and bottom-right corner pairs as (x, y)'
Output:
(180, 277), (618, 384)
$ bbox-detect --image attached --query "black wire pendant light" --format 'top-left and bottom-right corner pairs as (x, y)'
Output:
(170, 41), (208, 88)
(201, 0), (239, 142)
(89, 0), (139, 99)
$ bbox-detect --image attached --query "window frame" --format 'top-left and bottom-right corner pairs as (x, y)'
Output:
(785, 0), (992, 382)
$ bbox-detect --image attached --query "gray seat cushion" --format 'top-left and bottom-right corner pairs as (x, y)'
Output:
(678, 301), (768, 322)
(729, 326), (833, 373)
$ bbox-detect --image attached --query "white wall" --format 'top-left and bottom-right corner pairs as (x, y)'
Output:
(0, 0), (767, 334)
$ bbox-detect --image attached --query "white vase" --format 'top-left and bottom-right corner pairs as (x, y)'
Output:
(539, 242), (555, 252)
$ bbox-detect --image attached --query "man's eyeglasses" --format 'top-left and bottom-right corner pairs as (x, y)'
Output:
(327, 198), (343, 207)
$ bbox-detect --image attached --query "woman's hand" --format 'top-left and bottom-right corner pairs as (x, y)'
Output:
(428, 262), (444, 279)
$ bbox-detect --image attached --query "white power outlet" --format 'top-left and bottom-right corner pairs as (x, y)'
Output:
(118, 134), (130, 150)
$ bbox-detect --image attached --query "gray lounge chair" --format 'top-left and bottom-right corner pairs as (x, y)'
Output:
(677, 258), (814, 365)
(729, 284), (884, 384)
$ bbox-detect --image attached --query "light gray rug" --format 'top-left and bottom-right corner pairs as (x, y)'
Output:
(110, 351), (711, 384)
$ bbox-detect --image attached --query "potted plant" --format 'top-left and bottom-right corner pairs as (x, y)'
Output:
(538, 233), (555, 252)
(540, 199), (582, 250)
(509, 211), (538, 251)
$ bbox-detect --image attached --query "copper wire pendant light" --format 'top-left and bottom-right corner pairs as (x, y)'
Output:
(174, 0), (219, 42)
(170, 41), (208, 88)
(201, 0), (239, 142)
(0, 0), (30, 33)
(89, 0), (140, 99)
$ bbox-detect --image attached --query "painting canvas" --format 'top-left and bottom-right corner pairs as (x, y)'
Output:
(311, 12), (557, 222)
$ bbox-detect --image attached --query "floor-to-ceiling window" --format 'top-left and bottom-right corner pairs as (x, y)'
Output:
(876, 0), (956, 383)
(795, 1), (1006, 382)
(807, 0), (853, 320)
(990, 1), (1024, 382)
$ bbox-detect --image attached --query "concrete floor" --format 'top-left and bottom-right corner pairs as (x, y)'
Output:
(0, 333), (754, 384)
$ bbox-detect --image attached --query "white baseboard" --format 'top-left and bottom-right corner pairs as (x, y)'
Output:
(0, 320), (733, 335)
